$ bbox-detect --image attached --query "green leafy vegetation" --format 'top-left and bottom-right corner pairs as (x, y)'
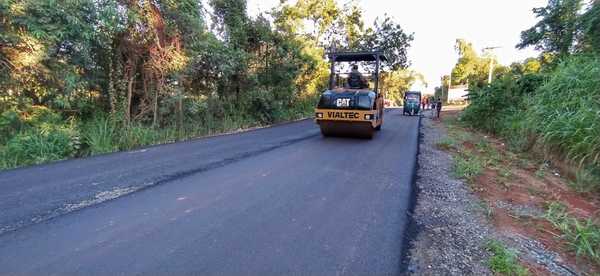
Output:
(456, 0), (600, 194)
(435, 137), (456, 151)
(461, 55), (600, 193)
(545, 202), (600, 265)
(485, 240), (530, 276)
(453, 155), (483, 182)
(569, 168), (600, 193)
(0, 0), (418, 169)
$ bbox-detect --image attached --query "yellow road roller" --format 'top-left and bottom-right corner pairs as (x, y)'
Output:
(315, 51), (386, 139)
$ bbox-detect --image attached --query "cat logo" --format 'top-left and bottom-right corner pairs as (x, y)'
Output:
(335, 98), (351, 107)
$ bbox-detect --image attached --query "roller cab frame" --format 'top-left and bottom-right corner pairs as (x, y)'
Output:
(315, 51), (387, 139)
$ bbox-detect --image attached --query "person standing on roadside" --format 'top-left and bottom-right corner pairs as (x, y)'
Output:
(436, 98), (443, 119)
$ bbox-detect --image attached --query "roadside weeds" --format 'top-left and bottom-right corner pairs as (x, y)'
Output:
(406, 109), (492, 275)
(486, 240), (530, 276)
(436, 109), (600, 275)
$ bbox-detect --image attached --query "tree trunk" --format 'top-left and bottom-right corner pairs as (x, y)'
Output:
(108, 51), (116, 114)
(125, 75), (134, 126)
(153, 78), (160, 128)
(177, 94), (183, 132)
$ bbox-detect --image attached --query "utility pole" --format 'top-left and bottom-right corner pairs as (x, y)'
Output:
(483, 46), (501, 84)
(488, 59), (494, 84)
(447, 73), (451, 103)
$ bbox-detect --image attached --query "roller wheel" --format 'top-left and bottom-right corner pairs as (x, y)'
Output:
(320, 126), (331, 137)
(319, 121), (374, 139)
(362, 128), (374, 139)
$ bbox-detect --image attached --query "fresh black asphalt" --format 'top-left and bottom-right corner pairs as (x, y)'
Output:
(0, 108), (420, 275)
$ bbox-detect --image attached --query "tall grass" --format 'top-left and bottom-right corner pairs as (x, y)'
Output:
(528, 55), (600, 168)
(0, 107), (81, 169)
(0, 126), (78, 168)
(461, 54), (600, 193)
(0, 96), (316, 170)
(82, 116), (118, 154)
(545, 202), (600, 265)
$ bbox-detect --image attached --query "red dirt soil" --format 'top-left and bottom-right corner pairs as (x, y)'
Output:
(439, 110), (600, 274)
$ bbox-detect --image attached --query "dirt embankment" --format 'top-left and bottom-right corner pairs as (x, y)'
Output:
(407, 110), (492, 275)
(408, 109), (600, 275)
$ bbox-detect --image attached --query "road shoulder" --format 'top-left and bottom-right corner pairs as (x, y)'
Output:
(406, 109), (492, 275)
(408, 108), (600, 275)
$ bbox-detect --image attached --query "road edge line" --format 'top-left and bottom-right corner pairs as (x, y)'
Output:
(398, 113), (423, 274)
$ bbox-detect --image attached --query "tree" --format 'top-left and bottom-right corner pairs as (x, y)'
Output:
(0, 0), (101, 109)
(579, 1), (600, 53)
(517, 0), (582, 57)
(452, 39), (481, 85)
(341, 3), (365, 50)
(358, 15), (414, 71)
(210, 0), (248, 48)
(380, 70), (424, 105)
(273, 0), (339, 47)
(510, 58), (542, 75)
(273, 1), (413, 71)
(451, 39), (500, 88)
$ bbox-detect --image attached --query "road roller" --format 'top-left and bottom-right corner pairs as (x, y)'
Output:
(315, 51), (387, 139)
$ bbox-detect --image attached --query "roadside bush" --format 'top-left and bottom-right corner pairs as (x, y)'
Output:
(526, 55), (600, 168)
(0, 106), (83, 169)
(81, 115), (118, 155)
(22, 106), (63, 126)
(0, 105), (66, 143)
(0, 109), (23, 143)
(0, 93), (317, 170)
(461, 72), (543, 146)
(462, 54), (600, 193)
(463, 83), (520, 150)
(496, 111), (533, 152)
(0, 124), (80, 168)
(117, 124), (162, 151)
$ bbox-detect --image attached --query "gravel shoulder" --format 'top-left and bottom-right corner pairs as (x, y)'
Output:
(406, 110), (493, 275)
(406, 108), (598, 275)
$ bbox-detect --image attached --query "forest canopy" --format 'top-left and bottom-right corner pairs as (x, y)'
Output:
(0, 0), (415, 168)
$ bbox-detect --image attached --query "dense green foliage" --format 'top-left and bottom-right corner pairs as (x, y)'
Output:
(529, 56), (600, 167)
(451, 39), (503, 87)
(517, 0), (582, 57)
(438, 39), (509, 98)
(460, 0), (600, 192)
(0, 0), (414, 169)
(463, 55), (600, 191)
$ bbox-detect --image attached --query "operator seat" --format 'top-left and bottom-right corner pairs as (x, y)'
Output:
(348, 65), (364, 89)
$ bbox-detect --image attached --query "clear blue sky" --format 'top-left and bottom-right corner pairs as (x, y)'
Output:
(247, 0), (546, 90)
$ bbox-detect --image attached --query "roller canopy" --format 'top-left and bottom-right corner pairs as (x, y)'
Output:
(328, 51), (388, 62)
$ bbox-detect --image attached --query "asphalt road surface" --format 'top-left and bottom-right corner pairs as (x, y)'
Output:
(0, 108), (420, 275)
